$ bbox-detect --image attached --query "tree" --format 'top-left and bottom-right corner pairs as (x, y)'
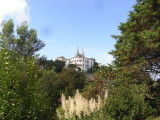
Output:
(81, 1), (160, 119)
(92, 62), (100, 73)
(53, 60), (65, 73)
(67, 64), (81, 71)
(83, 65), (115, 98)
(110, 0), (160, 75)
(37, 55), (48, 69)
(0, 20), (49, 119)
(105, 84), (154, 120)
(109, 0), (160, 117)
(1, 19), (45, 58)
(1, 19), (15, 50)
(40, 67), (87, 119)
(37, 57), (65, 72)
(40, 69), (58, 120)
(145, 78), (160, 116)
(56, 68), (86, 96)
(0, 35), (48, 120)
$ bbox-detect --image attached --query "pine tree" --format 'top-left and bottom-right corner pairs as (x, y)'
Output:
(109, 0), (160, 117)
(1, 19), (45, 58)
(110, 0), (160, 75)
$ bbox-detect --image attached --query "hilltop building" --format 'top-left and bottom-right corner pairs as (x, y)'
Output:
(56, 47), (95, 72)
(56, 56), (67, 62)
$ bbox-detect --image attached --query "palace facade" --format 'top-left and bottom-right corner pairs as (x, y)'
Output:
(56, 48), (95, 72)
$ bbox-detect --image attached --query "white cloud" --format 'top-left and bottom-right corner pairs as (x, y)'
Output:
(0, 0), (30, 23)
(97, 53), (114, 65)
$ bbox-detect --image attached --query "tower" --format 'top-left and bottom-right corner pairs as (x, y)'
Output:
(75, 47), (80, 57)
(81, 48), (85, 58)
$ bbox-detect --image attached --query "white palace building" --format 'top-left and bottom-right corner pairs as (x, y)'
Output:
(56, 47), (95, 72)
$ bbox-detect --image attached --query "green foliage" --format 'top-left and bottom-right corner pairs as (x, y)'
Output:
(37, 56), (65, 72)
(53, 60), (65, 73)
(1, 1), (160, 119)
(56, 69), (86, 96)
(40, 69), (58, 119)
(0, 30), (48, 120)
(146, 79), (160, 116)
(105, 84), (154, 120)
(110, 0), (160, 74)
(83, 65), (115, 98)
(109, 0), (160, 118)
(67, 64), (81, 71)
(83, 64), (156, 119)
(92, 62), (100, 73)
(40, 68), (87, 119)
(86, 62), (100, 74)
(1, 19), (45, 58)
(37, 55), (48, 69)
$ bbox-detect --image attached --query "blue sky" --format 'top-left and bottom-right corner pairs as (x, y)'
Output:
(0, 0), (136, 64)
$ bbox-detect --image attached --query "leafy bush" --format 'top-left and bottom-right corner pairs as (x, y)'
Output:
(105, 84), (155, 120)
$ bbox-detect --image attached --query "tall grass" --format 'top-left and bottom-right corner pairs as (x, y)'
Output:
(56, 89), (108, 119)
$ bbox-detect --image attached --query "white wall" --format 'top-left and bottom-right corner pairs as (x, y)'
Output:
(66, 57), (95, 72)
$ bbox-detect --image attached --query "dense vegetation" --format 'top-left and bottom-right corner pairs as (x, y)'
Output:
(0, 0), (160, 119)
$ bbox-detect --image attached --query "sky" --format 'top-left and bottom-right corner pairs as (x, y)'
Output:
(0, 0), (136, 65)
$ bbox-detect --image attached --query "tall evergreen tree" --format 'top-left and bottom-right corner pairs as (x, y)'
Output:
(109, 0), (160, 117)
(110, 0), (160, 75)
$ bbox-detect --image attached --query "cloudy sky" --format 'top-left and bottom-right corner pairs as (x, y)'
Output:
(0, 0), (136, 64)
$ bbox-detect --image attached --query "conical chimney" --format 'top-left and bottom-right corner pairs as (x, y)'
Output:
(81, 48), (85, 58)
(75, 47), (79, 57)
